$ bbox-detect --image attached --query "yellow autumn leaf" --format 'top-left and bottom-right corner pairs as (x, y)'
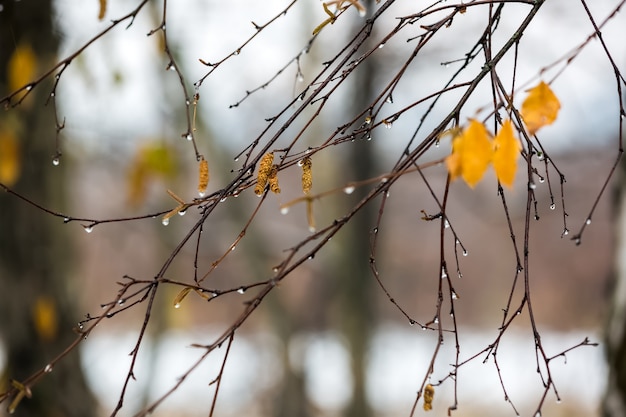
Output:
(0, 130), (21, 185)
(493, 119), (521, 188)
(446, 119), (493, 187)
(521, 81), (560, 135)
(33, 296), (58, 342)
(8, 43), (37, 92)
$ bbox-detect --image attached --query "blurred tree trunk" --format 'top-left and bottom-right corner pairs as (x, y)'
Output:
(604, 158), (626, 417)
(336, 2), (377, 416)
(0, 1), (97, 416)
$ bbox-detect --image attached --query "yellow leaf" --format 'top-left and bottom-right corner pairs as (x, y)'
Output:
(493, 119), (521, 188)
(8, 43), (37, 92)
(32, 296), (58, 342)
(446, 120), (492, 187)
(521, 81), (560, 135)
(0, 130), (21, 185)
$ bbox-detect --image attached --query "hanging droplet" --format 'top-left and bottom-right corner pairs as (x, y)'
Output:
(178, 210), (186, 216)
(26, 84), (33, 91)
(230, 245), (236, 251)
(365, 116), (372, 124)
(444, 219), (450, 228)
(421, 326), (427, 331)
(280, 206), (289, 215)
(162, 218), (170, 226)
(550, 203), (556, 210)
(433, 316), (439, 324)
(372, 227), (378, 234)
(44, 364), (53, 373)
(237, 287), (245, 294)
(84, 225), (93, 233)
(562, 228), (569, 236)
(118, 299), (125, 306)
(174, 302), (181, 309)
(441, 267), (447, 279)
(585, 218), (591, 225)
(52, 157), (60, 166)
(385, 95), (393, 103)
(220, 197), (227, 203)
(186, 134), (193, 141)
(78, 322), (84, 330)
(383, 120), (393, 129)
(462, 249), (468, 257)
(538, 176), (545, 183)
(297, 159), (304, 167)
(529, 182), (537, 190)
(233, 49), (241, 56)
(534, 411), (542, 417)
(378, 42), (385, 49)
(343, 185), (355, 194)
(451, 291), (458, 300)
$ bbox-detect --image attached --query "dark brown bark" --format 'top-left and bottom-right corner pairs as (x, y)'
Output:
(0, 1), (97, 415)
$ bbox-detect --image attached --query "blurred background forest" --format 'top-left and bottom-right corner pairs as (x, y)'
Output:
(0, 0), (625, 416)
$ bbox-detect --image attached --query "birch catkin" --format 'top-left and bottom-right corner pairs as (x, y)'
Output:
(198, 157), (209, 197)
(255, 152), (275, 195)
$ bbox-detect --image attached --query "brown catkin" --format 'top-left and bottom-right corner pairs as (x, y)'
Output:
(301, 156), (312, 195)
(423, 384), (435, 411)
(198, 157), (209, 196)
(268, 165), (281, 194)
(98, 0), (107, 20)
(254, 152), (275, 195)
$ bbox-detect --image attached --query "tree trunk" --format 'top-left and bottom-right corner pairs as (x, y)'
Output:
(336, 2), (378, 416)
(604, 158), (626, 416)
(0, 1), (97, 416)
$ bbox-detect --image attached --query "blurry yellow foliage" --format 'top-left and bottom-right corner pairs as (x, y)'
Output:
(32, 296), (58, 342)
(127, 142), (178, 207)
(521, 81), (561, 135)
(8, 43), (37, 93)
(0, 130), (21, 185)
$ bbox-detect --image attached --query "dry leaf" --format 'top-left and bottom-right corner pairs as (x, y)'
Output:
(493, 119), (521, 188)
(521, 81), (560, 135)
